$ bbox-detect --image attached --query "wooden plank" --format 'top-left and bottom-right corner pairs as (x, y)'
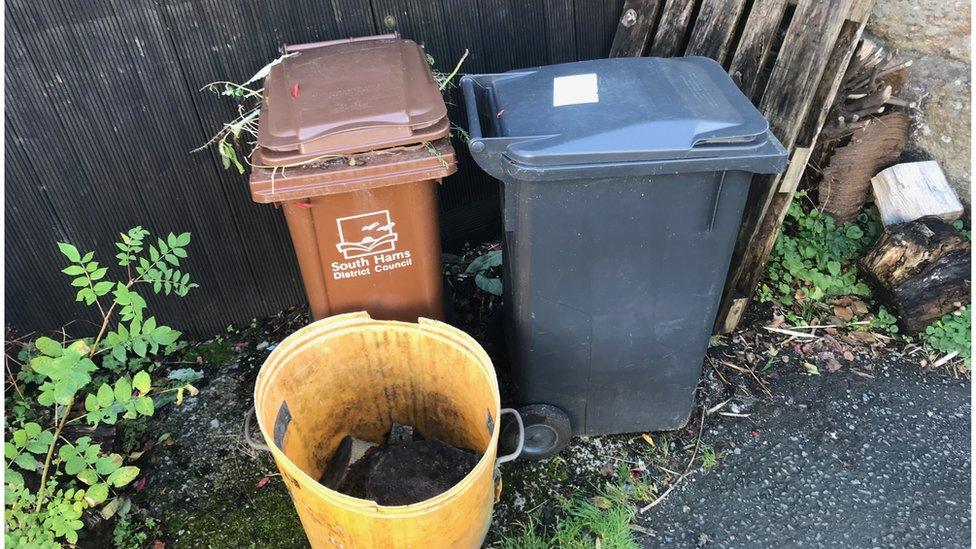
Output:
(105, 0), (285, 328)
(6, 0), (200, 331)
(872, 161), (964, 226)
(757, 0), (857, 151)
(715, 0), (863, 333)
(647, 0), (699, 57)
(542, 0), (578, 63)
(726, 0), (788, 100)
(575, 0), (619, 60)
(609, 0), (663, 57)
(684, 0), (749, 64)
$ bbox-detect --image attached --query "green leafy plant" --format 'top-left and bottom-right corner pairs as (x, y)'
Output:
(464, 250), (503, 296)
(698, 444), (721, 472)
(868, 305), (899, 334)
(4, 228), (199, 547)
(502, 484), (640, 549)
(760, 192), (881, 321)
(952, 219), (970, 240)
(921, 306), (971, 369)
(112, 513), (158, 549)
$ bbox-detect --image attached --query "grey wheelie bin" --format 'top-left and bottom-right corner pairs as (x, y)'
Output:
(460, 57), (787, 459)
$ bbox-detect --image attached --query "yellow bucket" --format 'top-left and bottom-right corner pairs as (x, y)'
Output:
(252, 312), (521, 548)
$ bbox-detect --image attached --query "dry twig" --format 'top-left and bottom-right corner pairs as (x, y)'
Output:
(640, 411), (705, 513)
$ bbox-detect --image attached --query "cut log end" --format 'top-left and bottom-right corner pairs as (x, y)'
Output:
(859, 216), (971, 333)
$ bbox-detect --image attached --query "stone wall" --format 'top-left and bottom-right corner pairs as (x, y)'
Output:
(867, 0), (971, 207)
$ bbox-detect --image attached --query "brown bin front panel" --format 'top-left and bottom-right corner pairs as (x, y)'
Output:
(282, 178), (444, 322)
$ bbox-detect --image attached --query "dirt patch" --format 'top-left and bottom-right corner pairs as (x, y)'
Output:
(139, 309), (309, 548)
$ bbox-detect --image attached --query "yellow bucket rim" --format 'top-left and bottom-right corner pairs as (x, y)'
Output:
(253, 311), (501, 518)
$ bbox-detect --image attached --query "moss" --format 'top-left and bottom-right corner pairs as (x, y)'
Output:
(183, 337), (234, 366)
(159, 482), (305, 548)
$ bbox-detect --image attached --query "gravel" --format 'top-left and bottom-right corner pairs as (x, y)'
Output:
(638, 359), (971, 548)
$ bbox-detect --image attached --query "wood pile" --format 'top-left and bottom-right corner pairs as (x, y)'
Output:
(871, 160), (964, 226)
(818, 112), (909, 223)
(859, 216), (971, 333)
(814, 38), (915, 223)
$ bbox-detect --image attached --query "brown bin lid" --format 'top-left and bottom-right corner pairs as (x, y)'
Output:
(256, 35), (449, 162)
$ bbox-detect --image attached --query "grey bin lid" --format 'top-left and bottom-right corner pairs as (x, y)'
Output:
(470, 56), (780, 168)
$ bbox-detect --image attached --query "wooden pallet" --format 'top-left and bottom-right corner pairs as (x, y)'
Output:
(610, 0), (876, 333)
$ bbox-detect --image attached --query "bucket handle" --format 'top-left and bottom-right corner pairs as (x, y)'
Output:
(244, 406), (526, 462)
(244, 406), (271, 452)
(496, 408), (524, 464)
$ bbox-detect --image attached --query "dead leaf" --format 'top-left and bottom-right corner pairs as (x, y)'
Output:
(848, 332), (878, 345)
(128, 450), (146, 462)
(843, 351), (855, 361)
(153, 541), (166, 549)
(641, 433), (655, 447)
(803, 362), (820, 375)
(133, 477), (147, 492)
(185, 384), (200, 397)
(821, 353), (843, 373)
(833, 306), (854, 321)
(100, 497), (122, 520)
(255, 476), (270, 489)
(822, 334), (844, 354)
(590, 496), (612, 509)
(768, 314), (786, 329)
(195, 355), (204, 365)
(794, 289), (806, 301)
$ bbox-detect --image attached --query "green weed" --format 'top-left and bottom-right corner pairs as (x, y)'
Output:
(500, 484), (641, 549)
(921, 306), (971, 369)
(759, 192), (881, 322)
(869, 305), (899, 334)
(112, 515), (158, 549)
(183, 337), (233, 366)
(699, 444), (720, 472)
(952, 219), (971, 240)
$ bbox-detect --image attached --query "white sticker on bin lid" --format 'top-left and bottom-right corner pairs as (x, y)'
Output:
(552, 73), (599, 107)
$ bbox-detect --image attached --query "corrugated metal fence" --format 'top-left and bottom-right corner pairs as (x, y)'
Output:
(5, 0), (623, 336)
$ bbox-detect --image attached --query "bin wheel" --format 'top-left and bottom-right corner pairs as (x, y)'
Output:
(502, 404), (572, 460)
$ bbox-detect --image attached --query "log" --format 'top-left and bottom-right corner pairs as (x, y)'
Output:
(871, 160), (964, 226)
(818, 111), (909, 223)
(859, 216), (971, 333)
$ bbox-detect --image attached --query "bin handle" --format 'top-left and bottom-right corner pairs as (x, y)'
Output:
(496, 408), (524, 464)
(460, 76), (487, 143)
(460, 75), (529, 181)
(244, 406), (271, 452)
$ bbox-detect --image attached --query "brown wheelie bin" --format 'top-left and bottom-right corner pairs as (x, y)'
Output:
(249, 35), (456, 322)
